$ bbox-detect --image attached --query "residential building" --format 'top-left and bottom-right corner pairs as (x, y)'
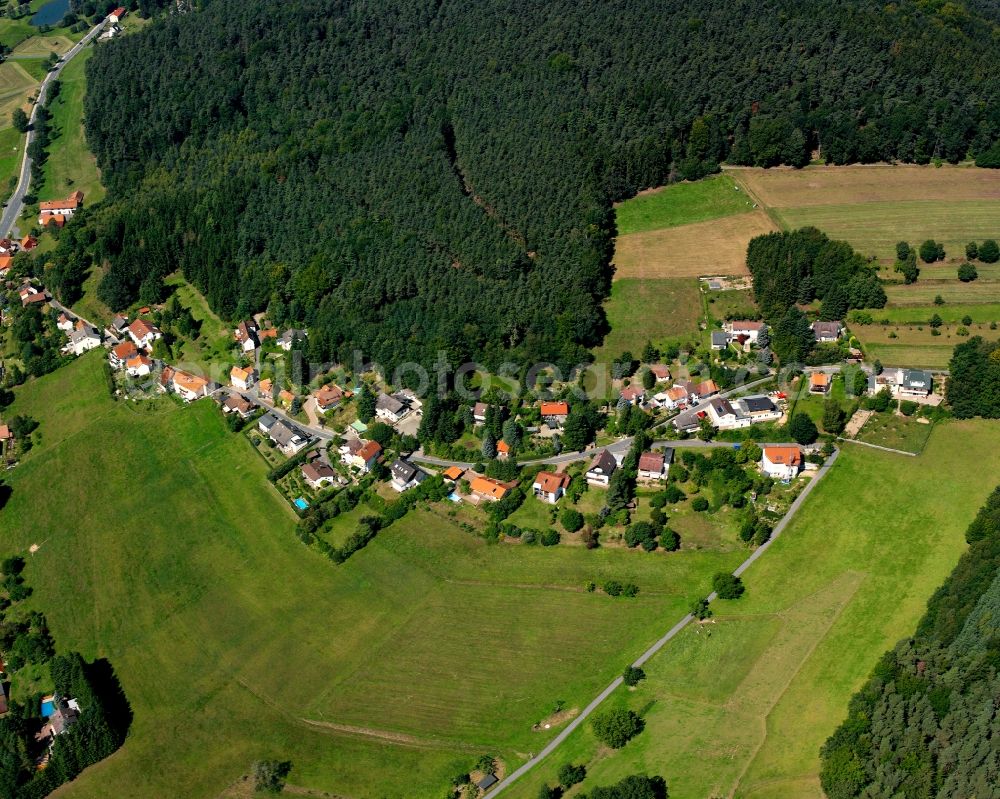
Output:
(652, 385), (689, 411)
(302, 461), (337, 490)
(812, 321), (843, 342)
(38, 191), (83, 224)
(128, 319), (162, 351)
(473, 402), (489, 424)
(56, 313), (74, 333)
(277, 328), (307, 351)
(705, 397), (749, 429)
(258, 412), (279, 434)
(739, 395), (782, 423)
(20, 235), (37, 251)
(375, 392), (411, 423)
(108, 6), (127, 22)
(540, 401), (569, 425)
(898, 369), (933, 397)
(170, 369), (210, 402)
(278, 389), (295, 408)
(390, 458), (426, 492)
(268, 420), (310, 455)
(470, 476), (511, 502)
(62, 326), (101, 356)
(497, 439), (510, 460)
(726, 320), (764, 344)
(109, 341), (137, 369)
(39, 213), (65, 229)
(230, 365), (256, 391)
(532, 471), (570, 504)
(341, 439), (382, 472)
(680, 379), (719, 404)
(586, 450), (618, 486)
(442, 466), (465, 482)
(0, 255), (12, 275)
(20, 290), (46, 306)
(761, 446), (803, 480)
(313, 383), (349, 414)
(638, 449), (672, 481)
(125, 354), (152, 377)
(648, 364), (671, 382)
(809, 372), (831, 394)
(258, 378), (274, 397)
(619, 385), (644, 406)
(106, 315), (130, 340)
(711, 331), (729, 350)
(222, 394), (256, 419)
(235, 320), (259, 352)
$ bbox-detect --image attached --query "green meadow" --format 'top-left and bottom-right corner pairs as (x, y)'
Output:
(0, 354), (743, 798)
(506, 420), (1000, 799)
(615, 174), (755, 235)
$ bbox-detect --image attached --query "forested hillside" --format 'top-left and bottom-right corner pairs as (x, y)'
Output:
(60, 0), (1000, 370)
(820, 487), (1000, 799)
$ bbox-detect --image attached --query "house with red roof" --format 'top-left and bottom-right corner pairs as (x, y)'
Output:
(128, 318), (162, 351)
(532, 471), (570, 504)
(761, 446), (803, 481)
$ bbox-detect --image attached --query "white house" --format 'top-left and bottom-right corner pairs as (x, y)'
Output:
(619, 385), (644, 406)
(56, 313), (74, 333)
(230, 365), (256, 391)
(586, 450), (618, 486)
(235, 320), (259, 353)
(726, 320), (764, 344)
(761, 446), (803, 481)
(62, 325), (101, 356)
(340, 439), (382, 472)
(532, 471), (570, 504)
(38, 191), (83, 222)
(705, 397), (751, 430)
(812, 321), (843, 342)
(375, 392), (411, 424)
(390, 459), (426, 492)
(128, 319), (162, 351)
(711, 331), (729, 350)
(302, 461), (337, 490)
(738, 395), (782, 424)
(125, 354), (152, 378)
(897, 369), (933, 397)
(268, 420), (310, 456)
(473, 402), (489, 424)
(277, 328), (307, 351)
(108, 6), (127, 23)
(165, 367), (209, 402)
(638, 449), (672, 481)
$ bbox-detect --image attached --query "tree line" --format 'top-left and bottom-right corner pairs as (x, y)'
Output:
(55, 0), (1000, 373)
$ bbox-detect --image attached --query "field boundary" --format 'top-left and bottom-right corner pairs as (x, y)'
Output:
(838, 437), (918, 457)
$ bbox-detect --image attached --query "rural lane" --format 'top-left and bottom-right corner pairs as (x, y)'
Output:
(487, 447), (842, 797)
(0, 18), (106, 238)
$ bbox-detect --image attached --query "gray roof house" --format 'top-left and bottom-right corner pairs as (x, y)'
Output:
(711, 331), (729, 350)
(268, 420), (310, 455)
(257, 412), (279, 434)
(390, 458), (426, 492)
(477, 773), (498, 791)
(375, 392), (411, 423)
(899, 369), (933, 396)
(812, 321), (843, 342)
(586, 449), (618, 486)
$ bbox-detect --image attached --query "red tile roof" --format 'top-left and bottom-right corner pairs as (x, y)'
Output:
(533, 471), (569, 494)
(763, 446), (802, 467)
(357, 440), (382, 462)
(638, 452), (664, 473)
(540, 401), (569, 417)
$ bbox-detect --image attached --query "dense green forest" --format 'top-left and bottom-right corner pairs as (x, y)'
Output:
(820, 486), (1000, 799)
(55, 0), (1000, 371)
(945, 336), (1000, 418)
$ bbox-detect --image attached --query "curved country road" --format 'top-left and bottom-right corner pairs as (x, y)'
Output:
(487, 447), (841, 796)
(0, 18), (106, 238)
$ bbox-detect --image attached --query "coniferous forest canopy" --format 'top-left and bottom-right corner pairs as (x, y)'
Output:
(60, 0), (1000, 372)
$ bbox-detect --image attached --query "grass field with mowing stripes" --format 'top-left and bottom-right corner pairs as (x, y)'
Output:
(506, 421), (1000, 799)
(614, 174), (755, 235)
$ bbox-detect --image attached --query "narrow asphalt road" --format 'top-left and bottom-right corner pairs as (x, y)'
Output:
(488, 447), (842, 797)
(0, 19), (106, 238)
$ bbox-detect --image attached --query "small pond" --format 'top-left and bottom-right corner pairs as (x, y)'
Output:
(31, 0), (70, 27)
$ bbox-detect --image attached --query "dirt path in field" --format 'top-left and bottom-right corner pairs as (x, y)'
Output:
(300, 718), (482, 751)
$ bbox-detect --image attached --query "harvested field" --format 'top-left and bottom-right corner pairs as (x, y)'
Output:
(884, 280), (1000, 306)
(732, 164), (1000, 208)
(612, 210), (775, 279)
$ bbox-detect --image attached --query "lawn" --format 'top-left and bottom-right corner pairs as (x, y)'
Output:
(38, 47), (104, 204)
(883, 279), (1000, 305)
(612, 210), (775, 279)
(868, 302), (1000, 324)
(853, 411), (934, 454)
(0, 354), (745, 798)
(0, 124), (24, 197)
(165, 273), (239, 377)
(706, 287), (757, 322)
(506, 420), (1000, 799)
(853, 324), (979, 368)
(614, 174), (755, 235)
(592, 277), (703, 364)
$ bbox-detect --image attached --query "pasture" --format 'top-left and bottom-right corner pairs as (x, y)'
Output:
(38, 48), (104, 204)
(612, 210), (775, 279)
(614, 174), (754, 235)
(853, 412), (934, 454)
(10, 33), (74, 56)
(0, 355), (743, 798)
(853, 322), (991, 368)
(592, 277), (703, 363)
(507, 420), (1000, 799)
(883, 279), (1000, 306)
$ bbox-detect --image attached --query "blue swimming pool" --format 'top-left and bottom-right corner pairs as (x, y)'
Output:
(40, 699), (54, 717)
(448, 492), (461, 503)
(294, 498), (309, 510)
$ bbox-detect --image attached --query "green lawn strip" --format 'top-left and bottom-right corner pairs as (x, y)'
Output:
(505, 420), (1000, 799)
(871, 302), (1000, 324)
(854, 411), (933, 454)
(856, 341), (954, 369)
(592, 277), (702, 365)
(615, 175), (755, 235)
(13, 57), (48, 82)
(884, 281), (1000, 305)
(38, 46), (104, 204)
(0, 124), (24, 199)
(773, 199), (1000, 262)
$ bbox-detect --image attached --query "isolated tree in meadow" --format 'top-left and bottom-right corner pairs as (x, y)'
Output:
(966, 241), (979, 260)
(11, 108), (28, 133)
(919, 239), (942, 263)
(560, 508), (584, 532)
(622, 665), (646, 686)
(558, 763), (586, 788)
(712, 572), (745, 599)
(788, 411), (818, 444)
(962, 315), (973, 326)
(591, 708), (644, 749)
(896, 251), (919, 284)
(252, 760), (291, 794)
(895, 241), (911, 261)
(930, 313), (943, 328)
(641, 341), (658, 363)
(822, 398), (846, 434)
(958, 262), (978, 282)
(979, 239), (1000, 263)
(934, 294), (945, 305)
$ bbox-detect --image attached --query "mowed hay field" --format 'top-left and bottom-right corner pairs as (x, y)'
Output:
(615, 174), (755, 235)
(735, 165), (1000, 262)
(613, 210), (775, 278)
(0, 355), (742, 799)
(508, 421), (1000, 799)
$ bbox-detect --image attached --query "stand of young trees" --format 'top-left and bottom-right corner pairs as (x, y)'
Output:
(821, 486), (1000, 799)
(946, 336), (1000, 418)
(70, 0), (1000, 373)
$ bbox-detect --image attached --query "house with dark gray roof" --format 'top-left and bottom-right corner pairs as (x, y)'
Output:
(390, 458), (426, 492)
(375, 392), (411, 423)
(267, 420), (310, 455)
(898, 369), (933, 397)
(711, 331), (729, 350)
(586, 449), (618, 486)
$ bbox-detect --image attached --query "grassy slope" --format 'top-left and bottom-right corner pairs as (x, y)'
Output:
(507, 420), (1000, 799)
(614, 174), (754, 235)
(38, 47), (104, 204)
(0, 355), (742, 798)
